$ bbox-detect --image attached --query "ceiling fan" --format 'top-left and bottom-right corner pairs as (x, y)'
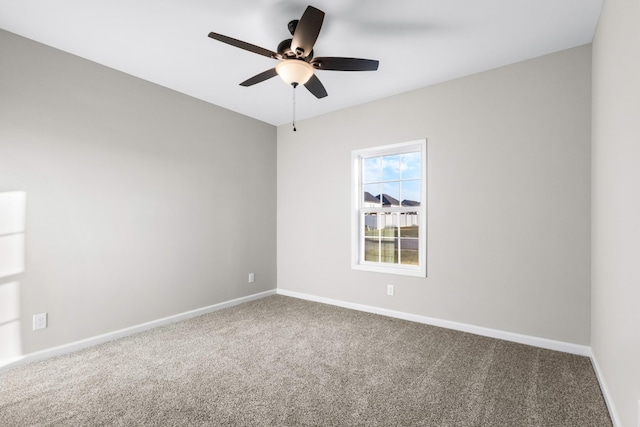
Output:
(208, 5), (380, 99)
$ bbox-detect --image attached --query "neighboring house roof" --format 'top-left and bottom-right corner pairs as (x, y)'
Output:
(364, 192), (420, 207)
(379, 194), (400, 206)
(364, 192), (379, 204)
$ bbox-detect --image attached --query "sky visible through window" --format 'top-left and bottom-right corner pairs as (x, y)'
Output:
(363, 152), (421, 205)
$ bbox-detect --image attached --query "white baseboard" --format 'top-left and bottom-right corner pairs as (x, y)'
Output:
(276, 288), (591, 356)
(0, 289), (276, 372)
(590, 351), (621, 427)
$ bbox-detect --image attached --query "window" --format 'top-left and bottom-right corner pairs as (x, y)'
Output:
(351, 139), (427, 277)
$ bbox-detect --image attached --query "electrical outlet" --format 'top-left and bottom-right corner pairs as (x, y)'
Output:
(33, 313), (47, 330)
(248, 273), (255, 283)
(387, 284), (394, 296)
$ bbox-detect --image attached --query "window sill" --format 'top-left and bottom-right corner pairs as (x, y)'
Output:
(352, 263), (426, 277)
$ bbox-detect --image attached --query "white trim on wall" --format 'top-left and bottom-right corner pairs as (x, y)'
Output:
(0, 289), (277, 372)
(590, 352), (622, 427)
(276, 288), (591, 356)
(351, 139), (428, 277)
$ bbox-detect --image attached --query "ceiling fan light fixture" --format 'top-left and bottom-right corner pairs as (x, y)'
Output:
(276, 59), (314, 85)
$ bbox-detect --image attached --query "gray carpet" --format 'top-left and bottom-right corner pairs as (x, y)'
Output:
(0, 295), (611, 426)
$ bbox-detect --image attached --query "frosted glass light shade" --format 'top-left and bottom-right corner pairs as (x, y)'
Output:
(276, 59), (314, 85)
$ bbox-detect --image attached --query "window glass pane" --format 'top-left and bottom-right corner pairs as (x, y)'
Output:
(364, 213), (381, 262)
(364, 238), (379, 262)
(363, 157), (380, 183)
(401, 180), (420, 206)
(381, 155), (400, 181)
(399, 212), (419, 265)
(380, 212), (397, 237)
(381, 182), (400, 206)
(380, 237), (397, 264)
(399, 212), (419, 237)
(400, 238), (419, 265)
(363, 184), (381, 207)
(364, 213), (379, 237)
(401, 152), (421, 180)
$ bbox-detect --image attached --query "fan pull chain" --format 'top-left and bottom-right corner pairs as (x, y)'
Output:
(292, 82), (298, 132)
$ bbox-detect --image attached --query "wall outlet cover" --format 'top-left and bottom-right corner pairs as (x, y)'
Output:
(33, 313), (47, 330)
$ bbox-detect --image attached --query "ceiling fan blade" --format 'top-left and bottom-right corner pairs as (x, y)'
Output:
(239, 68), (279, 87)
(311, 57), (379, 71)
(291, 6), (324, 58)
(304, 74), (328, 99)
(208, 32), (280, 59)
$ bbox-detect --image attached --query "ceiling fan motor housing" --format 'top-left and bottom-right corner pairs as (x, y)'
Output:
(278, 38), (313, 60)
(277, 39), (295, 58)
(288, 19), (299, 36)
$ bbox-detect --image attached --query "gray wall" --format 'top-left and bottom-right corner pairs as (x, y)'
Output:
(0, 30), (277, 359)
(277, 45), (592, 345)
(592, 0), (640, 425)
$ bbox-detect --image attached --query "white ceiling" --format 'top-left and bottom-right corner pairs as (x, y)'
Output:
(0, 0), (602, 126)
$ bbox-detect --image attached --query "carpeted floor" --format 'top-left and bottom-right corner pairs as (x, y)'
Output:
(0, 295), (612, 426)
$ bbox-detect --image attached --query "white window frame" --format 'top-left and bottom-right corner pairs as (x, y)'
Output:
(351, 139), (427, 277)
